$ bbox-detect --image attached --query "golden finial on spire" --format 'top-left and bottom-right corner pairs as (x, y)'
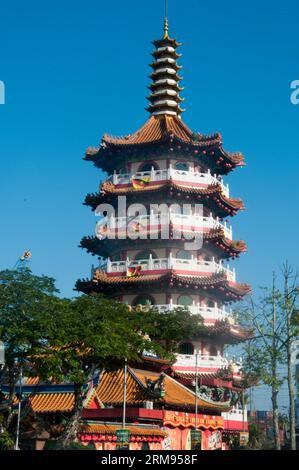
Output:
(163, 17), (169, 39)
(163, 0), (169, 39)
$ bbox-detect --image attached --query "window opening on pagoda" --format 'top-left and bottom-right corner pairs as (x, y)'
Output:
(135, 250), (157, 260)
(117, 166), (128, 174)
(111, 254), (122, 262)
(175, 162), (189, 172)
(176, 250), (192, 260)
(210, 345), (218, 356)
(179, 342), (194, 355)
(138, 163), (159, 173)
(177, 295), (193, 306)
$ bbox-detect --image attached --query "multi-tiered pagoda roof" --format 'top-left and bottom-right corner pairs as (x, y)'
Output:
(85, 115), (244, 175)
(77, 270), (250, 301)
(77, 13), (252, 439)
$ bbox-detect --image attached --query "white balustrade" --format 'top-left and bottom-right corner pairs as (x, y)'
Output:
(154, 304), (232, 322)
(174, 354), (243, 375)
(104, 213), (232, 240)
(107, 256), (236, 282)
(197, 305), (233, 320)
(175, 353), (229, 370)
(112, 166), (229, 197)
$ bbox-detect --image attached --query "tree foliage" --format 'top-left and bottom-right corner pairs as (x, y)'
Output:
(0, 268), (203, 447)
(236, 266), (299, 450)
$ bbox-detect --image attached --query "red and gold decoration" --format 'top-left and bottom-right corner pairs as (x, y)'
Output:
(126, 266), (142, 278)
(131, 176), (151, 190)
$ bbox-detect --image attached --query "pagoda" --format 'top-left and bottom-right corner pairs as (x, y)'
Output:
(77, 15), (252, 446)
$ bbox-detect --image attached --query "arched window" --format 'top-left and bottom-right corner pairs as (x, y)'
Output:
(210, 345), (217, 356)
(175, 162), (189, 172)
(111, 254), (122, 262)
(177, 250), (192, 260)
(135, 250), (157, 260)
(132, 296), (155, 307)
(138, 163), (159, 173)
(207, 299), (215, 309)
(117, 166), (128, 174)
(178, 295), (193, 307)
(179, 342), (194, 355)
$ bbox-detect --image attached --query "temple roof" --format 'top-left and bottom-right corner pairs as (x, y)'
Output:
(204, 229), (247, 256)
(204, 320), (254, 343)
(102, 115), (196, 145)
(76, 270), (251, 301)
(85, 180), (244, 218)
(85, 115), (244, 175)
(87, 114), (242, 159)
(28, 393), (74, 414)
(16, 367), (232, 414)
(80, 423), (167, 438)
(92, 367), (231, 411)
(80, 229), (247, 261)
(172, 371), (244, 392)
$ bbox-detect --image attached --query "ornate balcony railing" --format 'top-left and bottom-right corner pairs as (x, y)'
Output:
(174, 354), (243, 373)
(107, 256), (236, 282)
(154, 304), (232, 322)
(101, 213), (233, 240)
(174, 354), (229, 370)
(111, 166), (230, 197)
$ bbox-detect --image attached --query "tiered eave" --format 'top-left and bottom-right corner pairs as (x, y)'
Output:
(85, 116), (245, 175)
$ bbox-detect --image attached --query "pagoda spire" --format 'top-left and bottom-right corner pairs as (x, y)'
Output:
(163, 16), (169, 39)
(163, 0), (169, 39)
(146, 4), (185, 116)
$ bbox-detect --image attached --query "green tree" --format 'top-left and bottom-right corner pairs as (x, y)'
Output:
(40, 299), (204, 447)
(280, 263), (298, 450)
(238, 266), (299, 451)
(237, 274), (285, 450)
(1, 269), (204, 448)
(0, 429), (14, 450)
(139, 306), (205, 353)
(0, 268), (61, 433)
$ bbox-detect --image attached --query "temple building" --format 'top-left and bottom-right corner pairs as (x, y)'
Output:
(75, 15), (252, 450)
(4, 358), (248, 450)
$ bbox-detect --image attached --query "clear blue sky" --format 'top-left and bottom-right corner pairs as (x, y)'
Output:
(0, 0), (298, 410)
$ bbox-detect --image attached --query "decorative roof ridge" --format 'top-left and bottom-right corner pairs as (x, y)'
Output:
(96, 367), (158, 400)
(163, 372), (231, 408)
(80, 231), (245, 245)
(100, 115), (194, 145)
(76, 272), (251, 299)
(86, 269), (249, 288)
(128, 367), (165, 399)
(85, 116), (243, 156)
(95, 180), (244, 211)
(204, 231), (247, 253)
(80, 232), (247, 260)
(205, 319), (254, 337)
